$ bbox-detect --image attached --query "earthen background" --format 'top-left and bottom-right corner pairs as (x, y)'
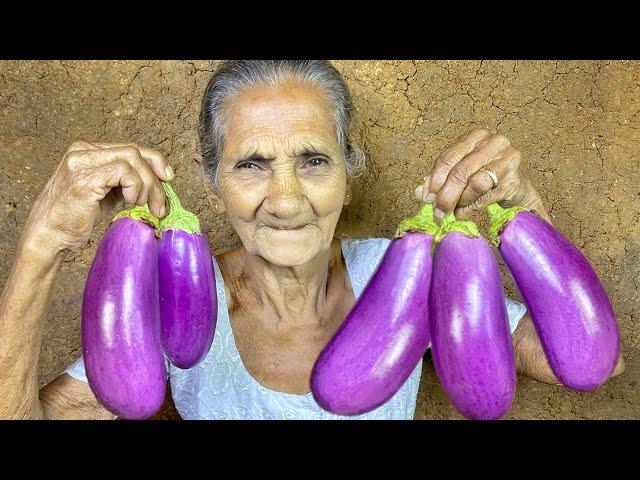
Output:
(0, 60), (638, 419)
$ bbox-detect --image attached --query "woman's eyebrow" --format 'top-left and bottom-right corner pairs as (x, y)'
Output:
(298, 148), (330, 158)
(235, 152), (276, 163)
(295, 142), (333, 158)
(234, 143), (333, 162)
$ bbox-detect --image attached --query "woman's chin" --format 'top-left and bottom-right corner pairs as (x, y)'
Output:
(255, 230), (325, 266)
(259, 246), (321, 267)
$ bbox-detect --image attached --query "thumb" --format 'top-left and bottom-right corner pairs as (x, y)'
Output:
(414, 175), (431, 203)
(454, 188), (504, 220)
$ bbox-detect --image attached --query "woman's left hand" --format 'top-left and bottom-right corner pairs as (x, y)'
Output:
(415, 128), (545, 223)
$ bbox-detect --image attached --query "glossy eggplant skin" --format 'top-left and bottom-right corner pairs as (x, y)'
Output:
(498, 211), (620, 391)
(311, 232), (433, 415)
(158, 229), (217, 369)
(81, 217), (166, 420)
(429, 232), (516, 420)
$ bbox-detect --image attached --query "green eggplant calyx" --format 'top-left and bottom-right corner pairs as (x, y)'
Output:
(113, 204), (161, 233)
(395, 203), (439, 238)
(433, 210), (481, 244)
(159, 181), (202, 235)
(486, 203), (528, 247)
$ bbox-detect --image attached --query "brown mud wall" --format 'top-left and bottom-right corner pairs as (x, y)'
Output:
(1, 60), (638, 419)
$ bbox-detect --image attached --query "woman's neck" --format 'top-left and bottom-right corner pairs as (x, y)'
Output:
(242, 240), (340, 328)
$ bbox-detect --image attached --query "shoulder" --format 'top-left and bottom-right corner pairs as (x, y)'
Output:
(341, 236), (391, 250)
(341, 237), (392, 296)
(341, 237), (391, 264)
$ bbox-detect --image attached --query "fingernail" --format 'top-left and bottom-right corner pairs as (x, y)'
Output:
(159, 205), (166, 217)
(434, 208), (445, 221)
(165, 165), (174, 179)
(425, 193), (436, 204)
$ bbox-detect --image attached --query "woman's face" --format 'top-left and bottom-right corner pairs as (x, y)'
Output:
(216, 79), (348, 267)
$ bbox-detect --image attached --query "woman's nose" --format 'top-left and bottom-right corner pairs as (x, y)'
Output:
(264, 170), (305, 219)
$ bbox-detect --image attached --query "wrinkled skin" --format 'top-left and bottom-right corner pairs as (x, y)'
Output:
(205, 78), (355, 395)
(415, 128), (546, 222)
(214, 79), (348, 268)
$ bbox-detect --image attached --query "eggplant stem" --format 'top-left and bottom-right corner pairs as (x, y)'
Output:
(395, 203), (480, 245)
(395, 203), (439, 238)
(433, 211), (481, 244)
(113, 204), (161, 234)
(159, 181), (202, 235)
(163, 180), (184, 212)
(486, 203), (528, 247)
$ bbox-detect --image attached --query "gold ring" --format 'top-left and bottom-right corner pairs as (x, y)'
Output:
(481, 168), (499, 189)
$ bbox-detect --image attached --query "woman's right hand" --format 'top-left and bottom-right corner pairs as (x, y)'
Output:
(23, 141), (174, 255)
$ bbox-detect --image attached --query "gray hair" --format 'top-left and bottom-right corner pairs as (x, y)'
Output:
(197, 60), (366, 184)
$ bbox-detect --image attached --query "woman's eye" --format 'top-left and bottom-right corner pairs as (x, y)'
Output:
(237, 162), (260, 170)
(306, 157), (329, 167)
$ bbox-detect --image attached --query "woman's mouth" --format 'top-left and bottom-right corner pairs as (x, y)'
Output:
(267, 224), (308, 231)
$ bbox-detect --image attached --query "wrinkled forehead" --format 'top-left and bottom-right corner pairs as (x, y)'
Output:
(220, 80), (340, 160)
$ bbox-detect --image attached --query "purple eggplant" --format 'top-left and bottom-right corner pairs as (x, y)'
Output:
(81, 206), (166, 420)
(158, 182), (216, 369)
(429, 215), (516, 420)
(487, 203), (620, 391)
(311, 204), (437, 415)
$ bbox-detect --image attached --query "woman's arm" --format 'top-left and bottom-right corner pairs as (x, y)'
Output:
(0, 141), (171, 419)
(0, 230), (114, 419)
(39, 374), (116, 420)
(0, 232), (63, 419)
(513, 313), (625, 385)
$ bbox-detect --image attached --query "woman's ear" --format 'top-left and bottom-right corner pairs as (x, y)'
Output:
(206, 186), (226, 214)
(212, 194), (226, 214)
(344, 178), (353, 206)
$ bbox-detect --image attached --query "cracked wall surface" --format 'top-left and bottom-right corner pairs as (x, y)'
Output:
(1, 60), (638, 419)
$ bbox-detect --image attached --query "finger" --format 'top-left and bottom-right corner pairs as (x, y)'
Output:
(66, 141), (97, 154)
(96, 160), (144, 206)
(87, 142), (174, 181)
(109, 147), (158, 212)
(457, 155), (512, 208)
(453, 158), (514, 219)
(433, 138), (511, 221)
(426, 128), (492, 202)
(87, 144), (168, 217)
(456, 169), (494, 207)
(612, 353), (626, 377)
(454, 187), (504, 220)
(147, 178), (167, 218)
(75, 146), (165, 217)
(128, 156), (166, 218)
(414, 175), (430, 202)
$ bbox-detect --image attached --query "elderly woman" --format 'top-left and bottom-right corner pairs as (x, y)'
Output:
(0, 60), (625, 420)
